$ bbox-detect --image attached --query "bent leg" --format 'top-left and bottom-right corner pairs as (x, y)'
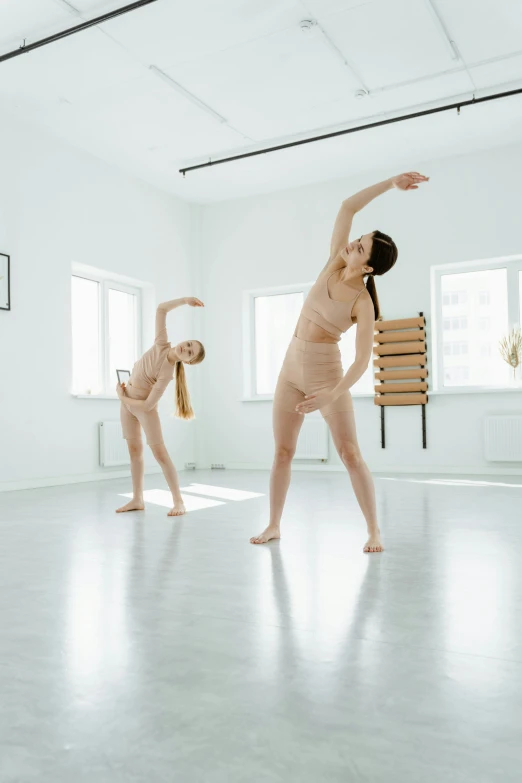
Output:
(325, 409), (383, 553)
(250, 405), (304, 544)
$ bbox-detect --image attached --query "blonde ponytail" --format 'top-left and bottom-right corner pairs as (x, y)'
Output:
(174, 341), (206, 420)
(175, 361), (194, 420)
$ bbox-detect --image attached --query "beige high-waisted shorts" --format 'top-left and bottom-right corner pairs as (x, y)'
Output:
(120, 383), (164, 446)
(273, 336), (353, 418)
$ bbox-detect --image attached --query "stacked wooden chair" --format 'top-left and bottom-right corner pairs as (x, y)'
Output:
(373, 313), (428, 448)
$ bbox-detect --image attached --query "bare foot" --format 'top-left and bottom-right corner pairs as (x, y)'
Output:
(116, 500), (145, 513)
(250, 526), (280, 545)
(363, 532), (384, 553)
(168, 502), (186, 517)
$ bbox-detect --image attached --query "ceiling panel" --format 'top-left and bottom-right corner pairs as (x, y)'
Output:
(370, 70), (473, 114)
(0, 0), (74, 51)
(40, 70), (247, 159)
(171, 25), (361, 140)
(304, 0), (375, 17)
(71, 0), (138, 11)
(101, 0), (304, 69)
(470, 55), (522, 91)
(435, 0), (522, 62)
(0, 26), (145, 109)
(322, 0), (457, 86)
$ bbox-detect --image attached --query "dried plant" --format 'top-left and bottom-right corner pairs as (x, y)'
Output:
(499, 327), (522, 379)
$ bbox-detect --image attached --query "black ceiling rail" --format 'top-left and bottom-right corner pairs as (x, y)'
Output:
(179, 85), (522, 176)
(0, 0), (159, 64)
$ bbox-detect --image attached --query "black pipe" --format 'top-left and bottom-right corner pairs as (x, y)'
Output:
(0, 0), (159, 63)
(180, 85), (522, 175)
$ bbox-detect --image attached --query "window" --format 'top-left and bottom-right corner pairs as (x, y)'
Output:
(71, 273), (141, 396)
(443, 316), (468, 331)
(254, 292), (304, 395)
(444, 366), (469, 384)
(443, 341), (468, 356)
(442, 290), (467, 306)
(339, 328), (374, 395)
(433, 257), (522, 389)
(72, 277), (101, 396)
(244, 283), (374, 399)
(518, 272), (522, 326)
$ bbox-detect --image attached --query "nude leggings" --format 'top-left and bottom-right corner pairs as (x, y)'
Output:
(273, 336), (353, 417)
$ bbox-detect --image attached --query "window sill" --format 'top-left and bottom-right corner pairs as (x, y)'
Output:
(242, 386), (522, 402)
(430, 386), (522, 395)
(72, 394), (119, 400)
(241, 393), (375, 402)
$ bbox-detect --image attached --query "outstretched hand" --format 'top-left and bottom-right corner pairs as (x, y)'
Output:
(295, 391), (335, 415)
(392, 172), (429, 191)
(185, 297), (204, 307)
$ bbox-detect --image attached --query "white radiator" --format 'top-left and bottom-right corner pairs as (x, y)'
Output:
(484, 416), (522, 462)
(99, 421), (130, 467)
(294, 413), (329, 460)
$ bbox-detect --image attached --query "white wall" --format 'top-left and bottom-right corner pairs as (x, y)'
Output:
(0, 112), (201, 491)
(196, 143), (522, 475)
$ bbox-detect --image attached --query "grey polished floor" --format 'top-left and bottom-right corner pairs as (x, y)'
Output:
(1, 469), (522, 782)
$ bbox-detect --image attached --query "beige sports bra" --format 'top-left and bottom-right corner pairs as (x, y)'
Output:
(300, 270), (366, 341)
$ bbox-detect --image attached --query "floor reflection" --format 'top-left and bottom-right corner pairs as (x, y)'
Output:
(65, 528), (130, 705)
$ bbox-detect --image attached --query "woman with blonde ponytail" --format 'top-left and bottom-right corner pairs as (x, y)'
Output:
(116, 296), (205, 517)
(251, 172), (428, 552)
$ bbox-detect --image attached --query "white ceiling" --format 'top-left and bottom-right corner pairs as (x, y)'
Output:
(1, 0), (522, 202)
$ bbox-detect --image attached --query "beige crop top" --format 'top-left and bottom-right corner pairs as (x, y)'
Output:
(300, 270), (366, 341)
(128, 309), (175, 411)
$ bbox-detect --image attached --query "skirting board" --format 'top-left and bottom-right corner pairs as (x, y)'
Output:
(218, 462), (522, 476)
(0, 467), (163, 493)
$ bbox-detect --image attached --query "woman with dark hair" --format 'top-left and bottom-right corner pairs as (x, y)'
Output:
(116, 296), (205, 518)
(250, 172), (429, 552)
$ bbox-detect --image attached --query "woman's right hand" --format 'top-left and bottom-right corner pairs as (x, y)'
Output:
(391, 172), (429, 191)
(184, 297), (205, 307)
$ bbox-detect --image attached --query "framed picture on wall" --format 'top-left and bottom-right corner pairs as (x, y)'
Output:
(0, 253), (10, 311)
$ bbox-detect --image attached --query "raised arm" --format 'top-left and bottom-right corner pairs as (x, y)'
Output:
(155, 297), (204, 342)
(328, 172), (429, 263)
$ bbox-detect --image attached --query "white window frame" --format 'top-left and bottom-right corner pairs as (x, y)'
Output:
(71, 266), (142, 399)
(242, 281), (374, 401)
(243, 282), (312, 401)
(431, 254), (522, 393)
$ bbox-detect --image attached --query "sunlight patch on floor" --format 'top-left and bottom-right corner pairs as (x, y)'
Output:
(120, 490), (225, 511)
(180, 483), (264, 501)
(379, 477), (522, 489)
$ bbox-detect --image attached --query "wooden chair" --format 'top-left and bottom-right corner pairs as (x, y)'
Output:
(373, 313), (428, 448)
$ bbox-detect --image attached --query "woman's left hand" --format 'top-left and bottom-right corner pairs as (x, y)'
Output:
(295, 391), (335, 415)
(116, 383), (126, 400)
